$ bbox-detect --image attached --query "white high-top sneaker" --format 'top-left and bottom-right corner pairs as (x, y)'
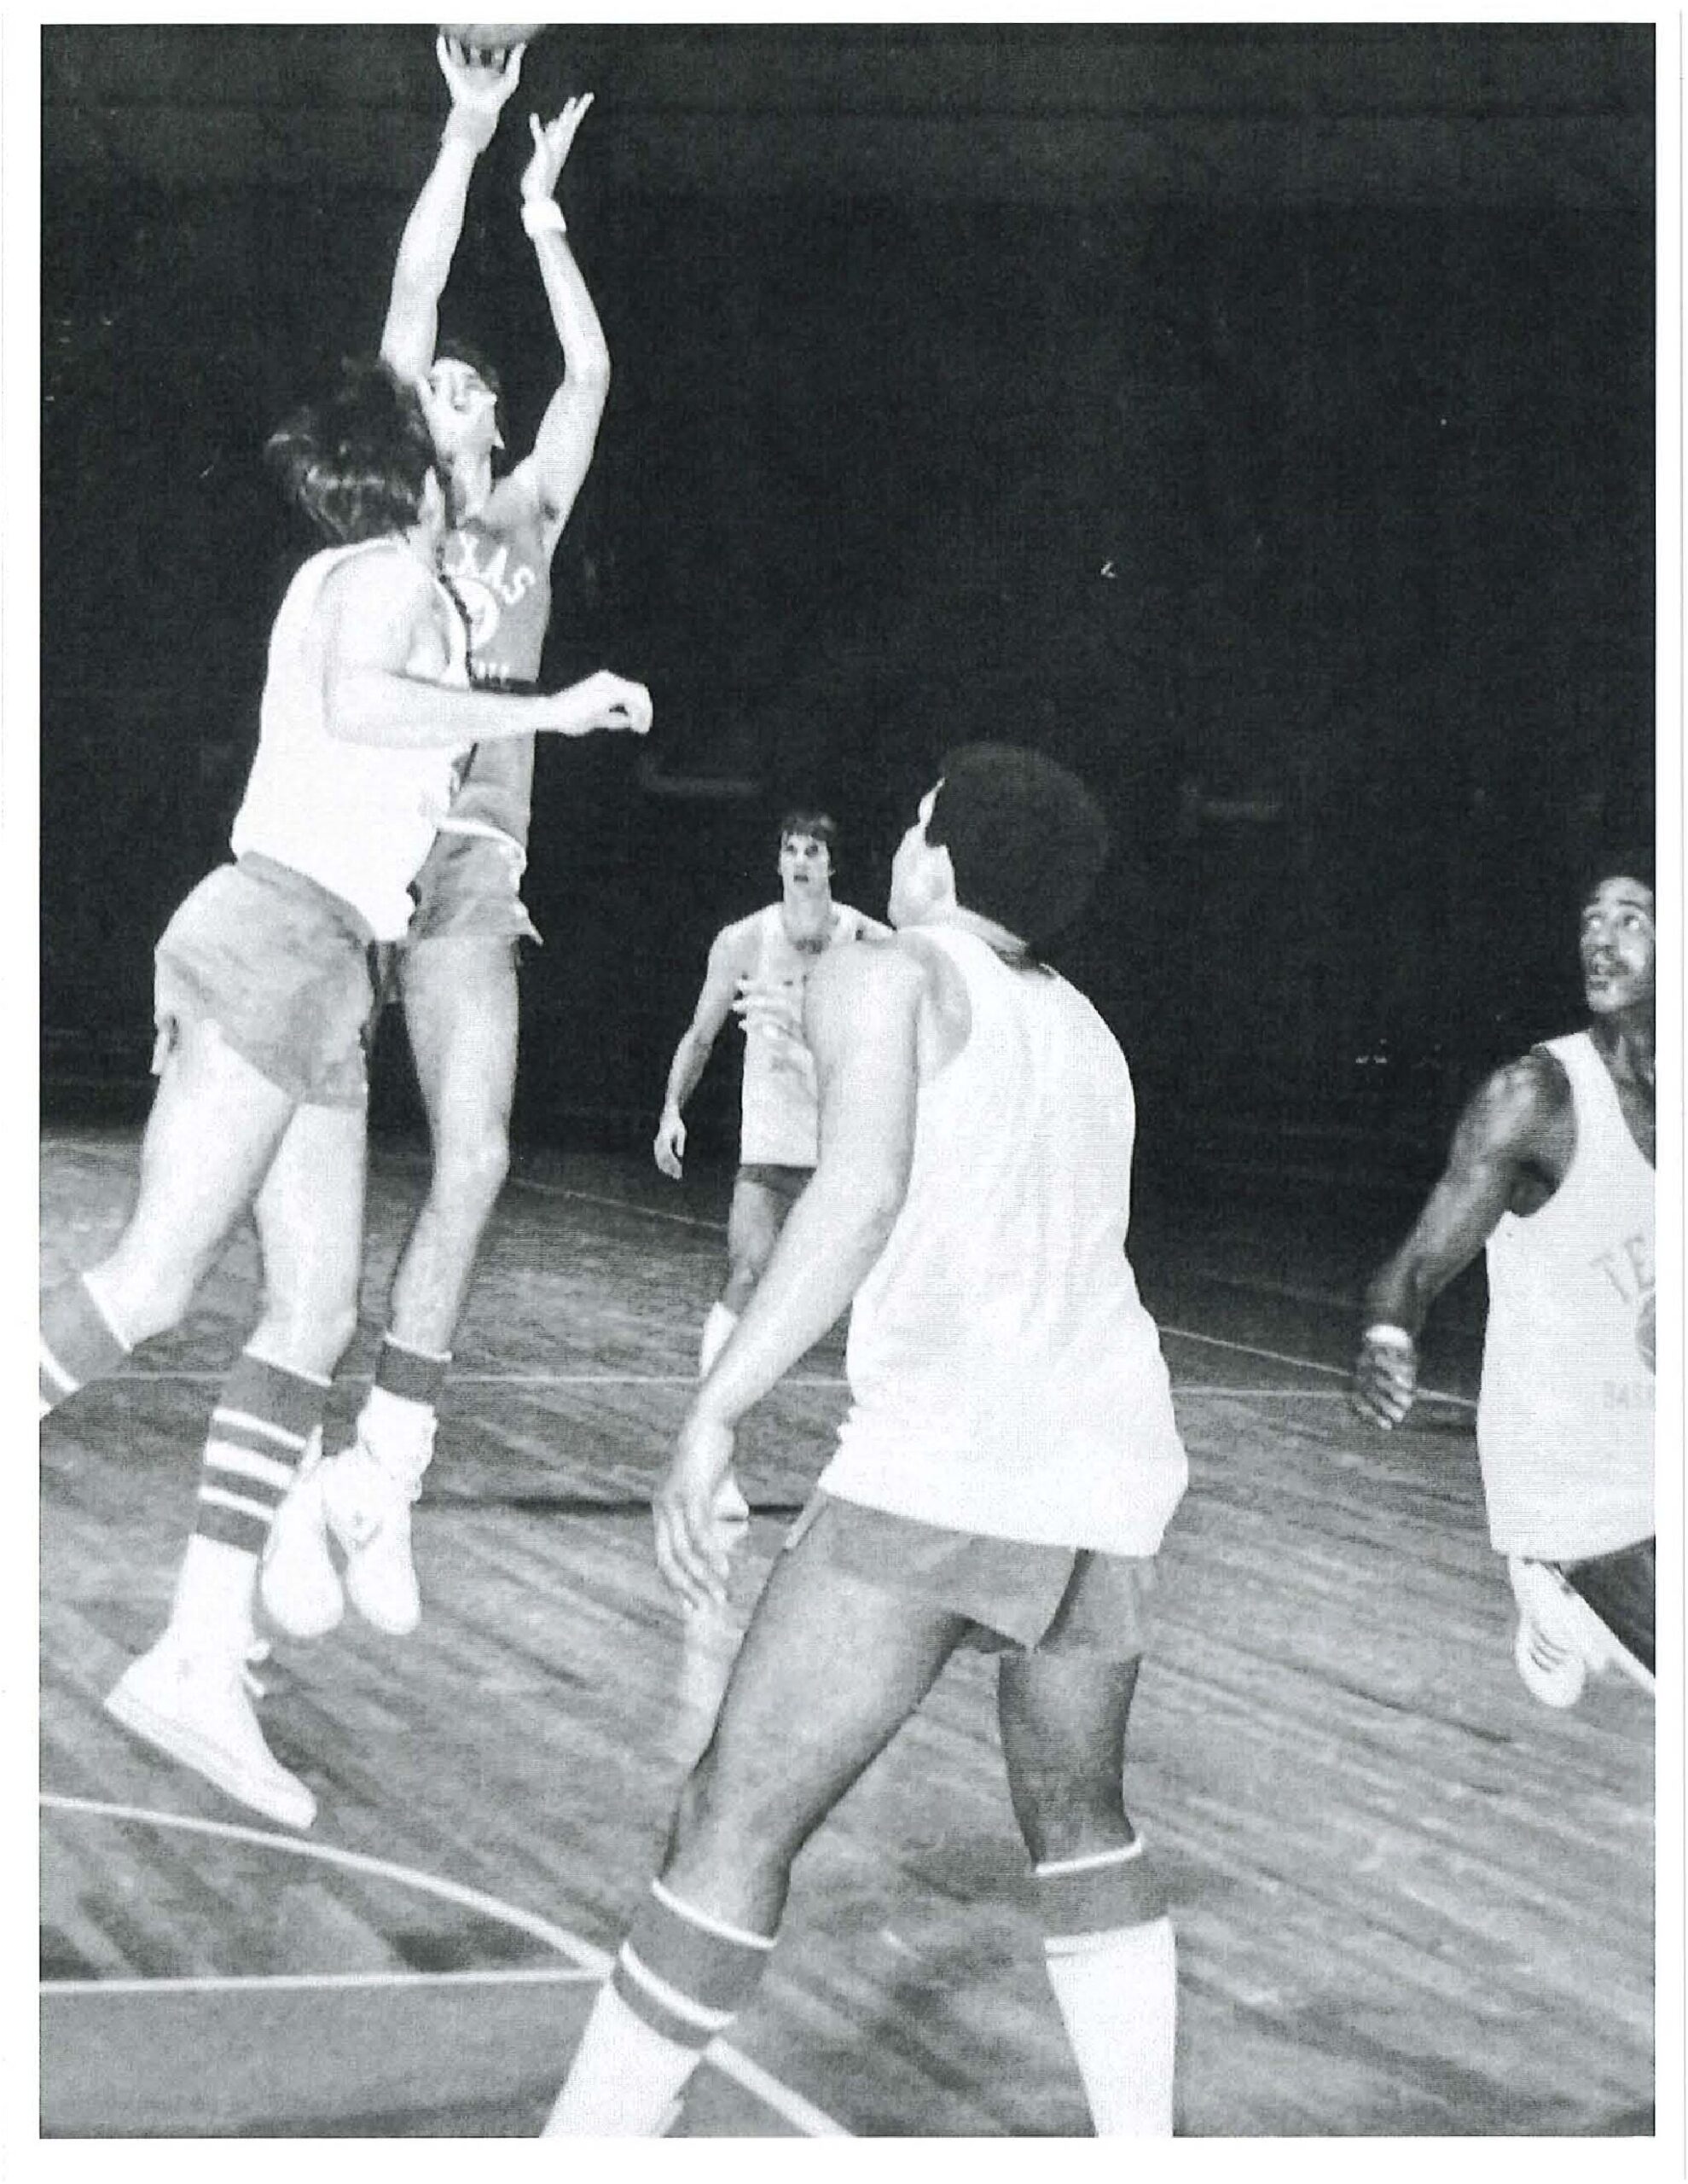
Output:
(106, 1630), (316, 1830)
(261, 1437), (345, 1641)
(1507, 1555), (1654, 1707)
(323, 1441), (425, 1637)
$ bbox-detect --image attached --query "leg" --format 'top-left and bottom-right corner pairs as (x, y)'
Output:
(41, 1020), (295, 1412)
(268, 937), (517, 1641)
(548, 1527), (969, 2134)
(1000, 1645), (1175, 2137)
(389, 933), (519, 1351)
(718, 1174), (786, 1319)
(107, 1101), (365, 1833)
(679, 1173), (795, 1727)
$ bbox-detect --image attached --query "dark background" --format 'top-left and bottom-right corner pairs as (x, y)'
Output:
(40, 24), (1655, 1194)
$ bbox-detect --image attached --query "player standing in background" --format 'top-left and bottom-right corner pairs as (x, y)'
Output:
(1351, 854), (1656, 1709)
(38, 363), (649, 1827)
(654, 811), (885, 1377)
(549, 747), (1186, 2138)
(264, 38), (615, 1645)
(652, 813), (885, 1731)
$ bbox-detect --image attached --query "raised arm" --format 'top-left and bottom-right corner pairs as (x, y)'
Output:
(653, 924), (754, 1178)
(653, 940), (925, 1605)
(318, 551), (650, 752)
(380, 38), (525, 384)
(492, 101), (612, 551)
(1351, 1053), (1568, 1429)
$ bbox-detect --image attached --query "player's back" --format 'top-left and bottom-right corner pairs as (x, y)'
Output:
(232, 542), (463, 942)
(825, 925), (1186, 1556)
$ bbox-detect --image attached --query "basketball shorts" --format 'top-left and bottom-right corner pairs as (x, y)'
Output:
(152, 855), (377, 1110)
(1557, 1536), (1655, 1676)
(785, 1492), (1157, 1657)
(407, 827), (541, 948)
(736, 1162), (813, 1205)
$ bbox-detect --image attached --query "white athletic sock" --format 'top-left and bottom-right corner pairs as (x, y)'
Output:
(167, 1535), (261, 1658)
(545, 1881), (775, 2135)
(698, 1302), (739, 1377)
(356, 1338), (449, 1489)
(1036, 1841), (1175, 2137)
(543, 1983), (704, 2136)
(1044, 1916), (1176, 2135)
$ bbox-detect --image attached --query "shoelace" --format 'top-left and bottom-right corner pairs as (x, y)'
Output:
(1521, 1618), (1576, 1674)
(241, 1637), (271, 1700)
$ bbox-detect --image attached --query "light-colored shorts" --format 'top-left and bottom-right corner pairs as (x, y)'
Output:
(153, 855), (377, 1110)
(786, 1492), (1157, 1657)
(407, 829), (540, 948)
(736, 1162), (813, 1205)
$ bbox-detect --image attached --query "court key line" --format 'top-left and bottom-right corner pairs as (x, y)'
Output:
(40, 1792), (849, 2139)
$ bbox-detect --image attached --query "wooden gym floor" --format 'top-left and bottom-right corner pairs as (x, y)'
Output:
(39, 1124), (1656, 2137)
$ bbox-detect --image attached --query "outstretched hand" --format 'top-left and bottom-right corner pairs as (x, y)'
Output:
(521, 97), (595, 203)
(437, 35), (525, 146)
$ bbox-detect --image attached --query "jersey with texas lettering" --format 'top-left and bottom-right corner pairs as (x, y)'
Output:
(438, 499), (552, 851)
(1477, 1031), (1655, 1560)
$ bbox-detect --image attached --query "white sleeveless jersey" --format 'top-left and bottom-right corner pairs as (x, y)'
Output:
(1476, 1031), (1655, 1559)
(820, 926), (1188, 1555)
(739, 900), (870, 1166)
(231, 540), (467, 941)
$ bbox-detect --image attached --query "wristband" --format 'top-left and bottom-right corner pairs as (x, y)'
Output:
(521, 197), (568, 240)
(1363, 1323), (1416, 1351)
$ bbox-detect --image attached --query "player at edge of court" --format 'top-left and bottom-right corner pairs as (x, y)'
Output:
(1352, 853), (1656, 1711)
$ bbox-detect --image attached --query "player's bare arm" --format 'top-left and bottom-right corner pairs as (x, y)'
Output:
(488, 100), (611, 554)
(654, 922), (757, 1177)
(1352, 1051), (1572, 1429)
(653, 942), (926, 1606)
(321, 553), (648, 750)
(380, 38), (525, 382)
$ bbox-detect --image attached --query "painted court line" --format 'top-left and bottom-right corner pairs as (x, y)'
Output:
(107, 1371), (850, 1389)
(45, 1966), (599, 1997)
(40, 1794), (849, 2139)
(1160, 1321), (1474, 1410)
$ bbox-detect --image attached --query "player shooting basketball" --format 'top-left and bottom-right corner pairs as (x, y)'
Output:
(264, 36), (615, 1646)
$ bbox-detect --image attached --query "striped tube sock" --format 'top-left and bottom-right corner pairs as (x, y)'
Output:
(357, 1333), (450, 1487)
(39, 1275), (133, 1417)
(544, 1877), (776, 2135)
(1036, 1838), (1176, 2138)
(170, 1351), (328, 1646)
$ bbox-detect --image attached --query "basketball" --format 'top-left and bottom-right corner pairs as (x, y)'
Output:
(438, 24), (548, 61)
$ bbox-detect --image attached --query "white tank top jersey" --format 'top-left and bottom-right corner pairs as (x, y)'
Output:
(230, 540), (467, 941)
(1476, 1031), (1655, 1560)
(739, 900), (870, 1166)
(821, 926), (1189, 1556)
